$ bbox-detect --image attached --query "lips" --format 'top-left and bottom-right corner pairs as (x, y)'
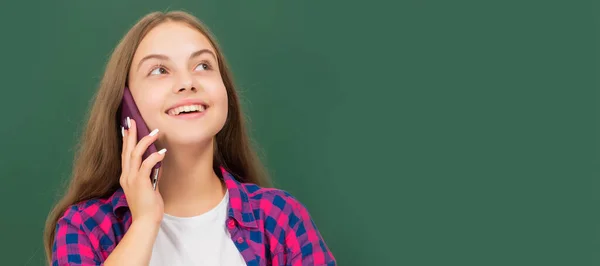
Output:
(165, 99), (208, 116)
(167, 104), (206, 116)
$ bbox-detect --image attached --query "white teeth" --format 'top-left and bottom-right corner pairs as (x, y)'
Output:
(168, 104), (205, 116)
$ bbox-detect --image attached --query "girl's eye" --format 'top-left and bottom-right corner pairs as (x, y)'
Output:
(195, 63), (211, 71)
(149, 66), (168, 76)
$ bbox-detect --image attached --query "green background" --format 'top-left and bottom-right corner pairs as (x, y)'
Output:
(0, 1), (597, 265)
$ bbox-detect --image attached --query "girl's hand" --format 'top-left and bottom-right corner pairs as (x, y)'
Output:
(120, 117), (166, 226)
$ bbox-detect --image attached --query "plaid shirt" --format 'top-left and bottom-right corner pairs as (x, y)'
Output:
(52, 167), (336, 265)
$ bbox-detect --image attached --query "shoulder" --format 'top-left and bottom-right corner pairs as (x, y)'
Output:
(52, 196), (120, 264)
(242, 183), (310, 223)
(239, 183), (337, 264)
(241, 183), (317, 246)
(58, 196), (117, 229)
(54, 193), (122, 249)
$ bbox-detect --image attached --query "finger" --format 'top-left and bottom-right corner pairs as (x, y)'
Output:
(138, 149), (167, 187)
(122, 117), (136, 184)
(125, 118), (139, 177)
(120, 125), (128, 185)
(129, 127), (160, 175)
(120, 125), (129, 164)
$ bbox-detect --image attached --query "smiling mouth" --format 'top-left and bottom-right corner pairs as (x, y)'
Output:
(166, 104), (207, 116)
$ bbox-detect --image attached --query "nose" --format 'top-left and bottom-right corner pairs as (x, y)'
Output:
(177, 86), (197, 93)
(174, 72), (198, 93)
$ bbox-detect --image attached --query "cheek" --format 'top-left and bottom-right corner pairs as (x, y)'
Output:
(204, 78), (228, 108)
(214, 87), (229, 120)
(218, 87), (228, 109)
(206, 83), (229, 127)
(137, 93), (165, 128)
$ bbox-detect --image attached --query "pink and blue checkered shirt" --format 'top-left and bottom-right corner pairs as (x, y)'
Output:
(52, 167), (336, 265)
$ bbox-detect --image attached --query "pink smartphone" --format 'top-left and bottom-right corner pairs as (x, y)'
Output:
(119, 87), (161, 190)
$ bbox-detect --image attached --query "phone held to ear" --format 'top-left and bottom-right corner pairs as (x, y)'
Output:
(119, 87), (162, 190)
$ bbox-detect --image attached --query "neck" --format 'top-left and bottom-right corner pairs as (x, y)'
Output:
(158, 139), (226, 217)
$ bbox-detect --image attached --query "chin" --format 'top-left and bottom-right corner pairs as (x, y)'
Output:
(165, 130), (217, 147)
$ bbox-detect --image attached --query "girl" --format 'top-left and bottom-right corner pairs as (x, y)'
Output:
(43, 11), (336, 266)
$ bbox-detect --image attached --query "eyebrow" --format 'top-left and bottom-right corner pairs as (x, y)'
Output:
(136, 49), (218, 71)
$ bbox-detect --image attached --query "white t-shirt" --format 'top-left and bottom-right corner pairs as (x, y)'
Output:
(149, 191), (247, 266)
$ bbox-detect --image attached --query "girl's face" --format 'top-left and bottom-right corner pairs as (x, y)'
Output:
(127, 21), (228, 148)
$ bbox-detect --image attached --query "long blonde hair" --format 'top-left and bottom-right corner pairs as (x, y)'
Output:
(43, 10), (270, 262)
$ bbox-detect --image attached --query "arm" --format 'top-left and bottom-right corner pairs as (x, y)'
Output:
(103, 219), (159, 266)
(104, 117), (164, 265)
(52, 211), (102, 266)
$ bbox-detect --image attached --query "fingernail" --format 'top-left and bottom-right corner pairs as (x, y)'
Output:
(158, 148), (167, 154)
(126, 117), (131, 128)
(121, 126), (125, 137)
(149, 129), (159, 136)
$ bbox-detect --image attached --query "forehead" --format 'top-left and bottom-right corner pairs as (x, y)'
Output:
(132, 21), (215, 61)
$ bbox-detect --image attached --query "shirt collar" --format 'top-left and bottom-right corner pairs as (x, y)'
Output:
(110, 187), (128, 216)
(220, 166), (259, 229)
(110, 166), (258, 229)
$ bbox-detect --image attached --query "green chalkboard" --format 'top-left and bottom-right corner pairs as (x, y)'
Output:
(0, 1), (596, 265)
